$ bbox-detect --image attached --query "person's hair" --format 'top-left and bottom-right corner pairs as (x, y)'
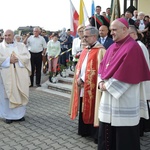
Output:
(133, 9), (137, 12)
(144, 15), (149, 21)
(84, 26), (99, 38)
(14, 34), (21, 38)
(52, 32), (59, 38)
(96, 6), (101, 9)
(129, 25), (137, 33)
(138, 12), (145, 16)
(125, 10), (132, 14)
(33, 27), (41, 32)
(42, 30), (46, 33)
(77, 25), (85, 32)
(129, 25), (142, 40)
(121, 14), (125, 17)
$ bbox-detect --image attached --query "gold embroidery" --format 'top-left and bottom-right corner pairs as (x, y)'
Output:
(87, 60), (96, 119)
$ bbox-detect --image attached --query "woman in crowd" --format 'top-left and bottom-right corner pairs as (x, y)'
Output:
(71, 25), (86, 67)
(135, 12), (149, 44)
(47, 33), (61, 76)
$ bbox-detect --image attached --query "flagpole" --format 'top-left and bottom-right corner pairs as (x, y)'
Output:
(91, 0), (97, 29)
(94, 14), (97, 29)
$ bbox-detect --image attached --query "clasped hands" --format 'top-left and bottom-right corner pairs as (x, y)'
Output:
(10, 54), (18, 64)
(98, 81), (106, 91)
(77, 78), (84, 87)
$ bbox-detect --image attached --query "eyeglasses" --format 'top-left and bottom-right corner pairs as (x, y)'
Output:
(83, 35), (93, 38)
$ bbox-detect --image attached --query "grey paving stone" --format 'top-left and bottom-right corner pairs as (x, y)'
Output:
(24, 143), (38, 149)
(50, 142), (62, 149)
(62, 142), (75, 149)
(38, 143), (50, 149)
(1, 145), (14, 150)
(0, 74), (149, 150)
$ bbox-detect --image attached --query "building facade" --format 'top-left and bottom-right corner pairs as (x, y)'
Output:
(124, 0), (150, 15)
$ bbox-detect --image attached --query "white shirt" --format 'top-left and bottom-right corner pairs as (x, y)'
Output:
(72, 37), (82, 61)
(79, 51), (89, 97)
(139, 20), (145, 31)
(27, 35), (47, 53)
(101, 36), (107, 45)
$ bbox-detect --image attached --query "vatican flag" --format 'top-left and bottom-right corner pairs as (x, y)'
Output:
(79, 0), (89, 26)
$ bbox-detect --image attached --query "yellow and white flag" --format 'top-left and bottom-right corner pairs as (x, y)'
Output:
(79, 0), (89, 26)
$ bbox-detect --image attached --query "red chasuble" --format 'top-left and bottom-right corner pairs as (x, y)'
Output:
(70, 46), (103, 124)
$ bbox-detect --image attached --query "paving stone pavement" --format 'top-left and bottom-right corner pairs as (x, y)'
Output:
(0, 74), (150, 150)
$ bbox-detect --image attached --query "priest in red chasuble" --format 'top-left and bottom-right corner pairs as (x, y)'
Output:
(69, 26), (106, 144)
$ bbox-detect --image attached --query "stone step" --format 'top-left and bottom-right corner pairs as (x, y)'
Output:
(37, 69), (74, 98)
(47, 70), (74, 93)
(47, 79), (72, 92)
(37, 80), (71, 99)
(57, 76), (73, 84)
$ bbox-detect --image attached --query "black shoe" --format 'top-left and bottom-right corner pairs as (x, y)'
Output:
(5, 119), (13, 124)
(29, 85), (33, 87)
(14, 117), (25, 122)
(80, 134), (90, 137)
(18, 117), (25, 121)
(36, 84), (41, 87)
(94, 139), (98, 144)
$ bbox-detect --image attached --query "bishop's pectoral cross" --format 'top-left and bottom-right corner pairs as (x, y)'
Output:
(106, 62), (109, 69)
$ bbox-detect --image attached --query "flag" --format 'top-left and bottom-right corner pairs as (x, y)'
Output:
(79, 0), (89, 26)
(69, 0), (79, 36)
(110, 0), (121, 23)
(91, 0), (95, 16)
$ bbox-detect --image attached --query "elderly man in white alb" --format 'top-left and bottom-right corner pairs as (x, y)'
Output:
(0, 29), (31, 124)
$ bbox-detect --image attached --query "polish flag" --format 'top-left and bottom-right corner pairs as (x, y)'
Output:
(69, 0), (79, 37)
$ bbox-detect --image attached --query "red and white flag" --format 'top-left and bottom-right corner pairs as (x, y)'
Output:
(69, 0), (79, 36)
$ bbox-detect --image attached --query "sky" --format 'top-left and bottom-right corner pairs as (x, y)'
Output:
(0, 0), (126, 32)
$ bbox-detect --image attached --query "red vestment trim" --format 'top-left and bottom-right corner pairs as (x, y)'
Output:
(71, 47), (101, 124)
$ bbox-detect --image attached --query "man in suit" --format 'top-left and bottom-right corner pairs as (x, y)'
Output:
(98, 25), (114, 49)
(90, 5), (109, 30)
(125, 11), (135, 26)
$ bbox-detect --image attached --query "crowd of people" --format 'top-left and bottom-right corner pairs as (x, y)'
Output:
(0, 4), (150, 150)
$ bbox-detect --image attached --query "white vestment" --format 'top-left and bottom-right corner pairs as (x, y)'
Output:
(98, 40), (150, 126)
(0, 41), (31, 120)
(98, 78), (150, 126)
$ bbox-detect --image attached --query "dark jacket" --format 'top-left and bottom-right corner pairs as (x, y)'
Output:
(90, 15), (110, 30)
(98, 36), (114, 49)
